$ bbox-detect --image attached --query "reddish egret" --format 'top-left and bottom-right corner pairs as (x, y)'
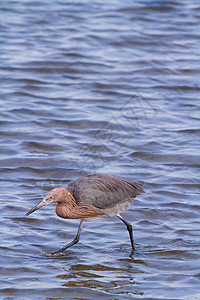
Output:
(26, 173), (144, 255)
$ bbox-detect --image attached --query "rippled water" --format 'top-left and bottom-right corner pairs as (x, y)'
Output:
(1, 0), (200, 299)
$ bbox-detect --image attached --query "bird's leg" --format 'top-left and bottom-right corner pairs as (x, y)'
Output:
(117, 214), (135, 253)
(49, 219), (84, 256)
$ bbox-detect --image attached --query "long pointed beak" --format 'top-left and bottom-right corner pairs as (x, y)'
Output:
(25, 199), (48, 216)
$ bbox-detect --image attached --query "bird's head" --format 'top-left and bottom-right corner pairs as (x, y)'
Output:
(25, 187), (69, 216)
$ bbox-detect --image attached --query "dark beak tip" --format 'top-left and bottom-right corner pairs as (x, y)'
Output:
(25, 207), (36, 216)
(25, 200), (46, 217)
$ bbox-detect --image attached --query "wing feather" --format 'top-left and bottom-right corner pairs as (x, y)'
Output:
(68, 173), (144, 210)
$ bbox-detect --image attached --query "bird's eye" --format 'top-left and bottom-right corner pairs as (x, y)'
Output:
(50, 196), (53, 200)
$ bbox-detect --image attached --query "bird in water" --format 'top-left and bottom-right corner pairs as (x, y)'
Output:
(26, 173), (144, 256)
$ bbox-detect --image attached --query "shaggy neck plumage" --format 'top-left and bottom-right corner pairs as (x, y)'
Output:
(55, 191), (101, 219)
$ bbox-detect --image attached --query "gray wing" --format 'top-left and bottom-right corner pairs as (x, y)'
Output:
(67, 173), (144, 209)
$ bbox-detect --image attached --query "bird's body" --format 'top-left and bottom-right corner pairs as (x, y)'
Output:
(67, 173), (143, 217)
(26, 173), (144, 255)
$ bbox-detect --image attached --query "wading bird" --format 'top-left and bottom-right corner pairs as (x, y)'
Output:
(26, 173), (144, 255)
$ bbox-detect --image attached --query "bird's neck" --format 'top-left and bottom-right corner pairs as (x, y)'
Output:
(56, 193), (76, 219)
(55, 193), (102, 219)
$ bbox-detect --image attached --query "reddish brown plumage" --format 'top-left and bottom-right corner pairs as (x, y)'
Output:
(55, 189), (102, 219)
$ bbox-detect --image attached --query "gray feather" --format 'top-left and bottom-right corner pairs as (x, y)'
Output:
(67, 173), (144, 212)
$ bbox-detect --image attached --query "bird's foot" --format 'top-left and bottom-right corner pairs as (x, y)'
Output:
(44, 250), (66, 257)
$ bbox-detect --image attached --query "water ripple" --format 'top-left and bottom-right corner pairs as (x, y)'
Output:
(0, 0), (200, 299)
